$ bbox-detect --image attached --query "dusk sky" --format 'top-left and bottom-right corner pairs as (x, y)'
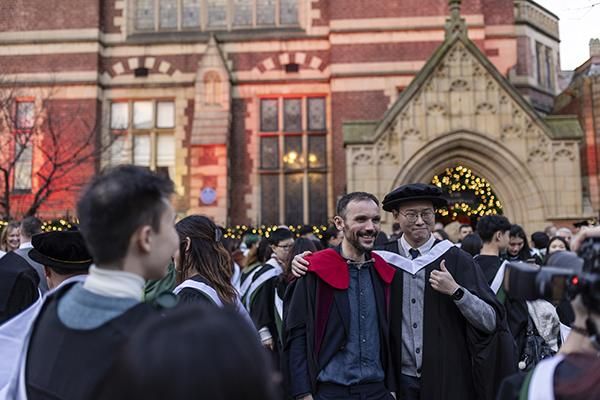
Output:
(536, 0), (600, 70)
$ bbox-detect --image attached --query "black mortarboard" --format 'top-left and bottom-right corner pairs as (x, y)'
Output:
(28, 231), (93, 271)
(382, 183), (448, 212)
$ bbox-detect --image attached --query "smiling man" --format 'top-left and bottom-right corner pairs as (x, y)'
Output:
(284, 192), (397, 400)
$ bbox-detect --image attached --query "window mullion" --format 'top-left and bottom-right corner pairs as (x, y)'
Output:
(154, 0), (159, 31)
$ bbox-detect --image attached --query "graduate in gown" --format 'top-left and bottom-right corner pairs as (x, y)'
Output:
(172, 215), (251, 323)
(0, 252), (39, 325)
(474, 215), (528, 362)
(378, 184), (516, 400)
(284, 192), (397, 400)
(246, 228), (294, 350)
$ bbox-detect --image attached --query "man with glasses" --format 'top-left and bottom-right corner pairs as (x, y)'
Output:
(245, 227), (294, 350)
(378, 183), (514, 400)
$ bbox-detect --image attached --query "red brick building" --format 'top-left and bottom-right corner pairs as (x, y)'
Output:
(0, 0), (567, 225)
(555, 39), (600, 217)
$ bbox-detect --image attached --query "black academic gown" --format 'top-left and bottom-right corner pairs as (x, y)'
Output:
(475, 255), (529, 360)
(0, 252), (40, 324)
(25, 282), (161, 400)
(380, 240), (516, 400)
(283, 248), (397, 398)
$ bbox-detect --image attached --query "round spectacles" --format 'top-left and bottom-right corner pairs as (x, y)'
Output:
(399, 210), (435, 223)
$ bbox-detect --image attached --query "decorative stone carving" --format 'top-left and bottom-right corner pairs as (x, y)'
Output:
(352, 153), (373, 166)
(475, 102), (495, 114)
(553, 148), (575, 161)
(426, 103), (447, 116)
(450, 79), (469, 91)
(527, 148), (549, 163)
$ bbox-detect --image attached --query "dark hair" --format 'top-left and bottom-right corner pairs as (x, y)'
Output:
(392, 223), (401, 232)
(461, 233), (483, 257)
(531, 231), (550, 249)
(459, 224), (472, 232)
(94, 304), (278, 400)
(267, 228), (294, 246)
(509, 224), (532, 261)
(320, 225), (339, 248)
(336, 192), (379, 218)
(175, 215), (237, 305)
(545, 236), (570, 260)
(257, 237), (272, 263)
(284, 238), (317, 279)
(77, 165), (174, 265)
(476, 215), (511, 243)
(434, 229), (449, 240)
(298, 225), (314, 236)
(20, 216), (42, 238)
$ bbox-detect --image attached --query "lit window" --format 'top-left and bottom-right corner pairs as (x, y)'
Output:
(109, 100), (176, 180)
(14, 140), (32, 191)
(259, 96), (328, 225)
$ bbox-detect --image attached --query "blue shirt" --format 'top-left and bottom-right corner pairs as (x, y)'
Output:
(318, 260), (385, 385)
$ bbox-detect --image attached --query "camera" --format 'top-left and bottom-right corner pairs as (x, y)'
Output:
(503, 237), (600, 313)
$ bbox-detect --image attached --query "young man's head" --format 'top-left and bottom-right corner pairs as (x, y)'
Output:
(267, 228), (294, 263)
(531, 231), (550, 250)
(76, 165), (178, 280)
(458, 224), (473, 242)
(334, 192), (381, 254)
(29, 230), (92, 289)
(382, 183), (447, 248)
(476, 215), (511, 252)
(20, 216), (42, 243)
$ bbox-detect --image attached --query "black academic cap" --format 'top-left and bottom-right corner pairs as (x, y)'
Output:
(29, 231), (92, 272)
(382, 183), (448, 212)
(573, 220), (591, 228)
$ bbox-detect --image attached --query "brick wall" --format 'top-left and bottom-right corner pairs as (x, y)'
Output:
(0, 0), (99, 31)
(229, 98), (253, 225)
(329, 0), (482, 19)
(331, 42), (441, 64)
(0, 53), (98, 74)
(331, 90), (390, 201)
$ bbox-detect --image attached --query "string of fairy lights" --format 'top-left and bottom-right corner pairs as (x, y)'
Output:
(1, 166), (501, 235)
(431, 165), (503, 219)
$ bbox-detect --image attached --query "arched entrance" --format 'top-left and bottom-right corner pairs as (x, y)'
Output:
(430, 165), (503, 226)
(391, 131), (548, 229)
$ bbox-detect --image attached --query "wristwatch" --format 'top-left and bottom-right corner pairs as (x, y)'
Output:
(451, 287), (464, 301)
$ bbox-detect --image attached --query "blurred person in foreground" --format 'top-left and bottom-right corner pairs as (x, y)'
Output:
(14, 217), (47, 293)
(1, 165), (179, 400)
(497, 227), (600, 400)
(95, 303), (278, 400)
(0, 230), (92, 391)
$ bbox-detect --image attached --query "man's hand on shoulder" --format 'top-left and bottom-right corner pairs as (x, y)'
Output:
(291, 251), (312, 277)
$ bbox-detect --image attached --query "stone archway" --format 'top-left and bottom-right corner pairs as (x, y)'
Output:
(391, 130), (547, 229)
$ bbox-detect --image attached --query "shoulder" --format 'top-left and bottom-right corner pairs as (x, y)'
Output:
(177, 287), (216, 306)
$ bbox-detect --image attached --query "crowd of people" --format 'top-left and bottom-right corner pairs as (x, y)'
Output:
(0, 165), (599, 399)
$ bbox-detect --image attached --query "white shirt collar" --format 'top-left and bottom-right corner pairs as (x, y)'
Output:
(83, 265), (145, 301)
(400, 233), (436, 257)
(18, 242), (32, 250)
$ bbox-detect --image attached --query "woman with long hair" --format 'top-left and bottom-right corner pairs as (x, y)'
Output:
(173, 215), (250, 323)
(505, 224), (542, 264)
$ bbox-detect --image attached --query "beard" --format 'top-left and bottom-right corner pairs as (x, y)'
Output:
(345, 228), (377, 254)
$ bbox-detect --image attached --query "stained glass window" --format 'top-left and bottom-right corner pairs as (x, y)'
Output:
(207, 0), (227, 27)
(284, 99), (302, 132)
(16, 102), (35, 129)
(233, 0), (253, 26)
(159, 0), (178, 29)
(257, 0), (276, 25)
(285, 173), (304, 225)
(260, 137), (279, 169)
(308, 135), (326, 169)
(308, 97), (326, 131)
(136, 0), (155, 30)
(280, 0), (298, 25)
(182, 0), (201, 28)
(309, 173), (327, 224)
(261, 174), (280, 224)
(260, 99), (278, 132)
(284, 136), (303, 170)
